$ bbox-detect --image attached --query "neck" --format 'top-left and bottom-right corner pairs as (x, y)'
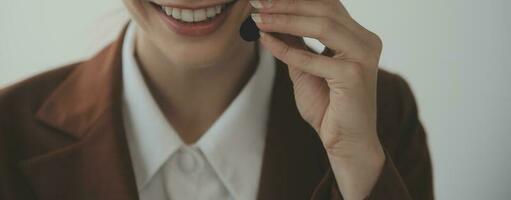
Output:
(133, 31), (259, 144)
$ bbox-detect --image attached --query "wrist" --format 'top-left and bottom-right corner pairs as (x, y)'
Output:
(328, 145), (385, 173)
(327, 143), (386, 200)
(324, 132), (385, 164)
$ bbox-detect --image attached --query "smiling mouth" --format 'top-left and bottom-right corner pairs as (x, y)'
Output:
(149, 1), (237, 24)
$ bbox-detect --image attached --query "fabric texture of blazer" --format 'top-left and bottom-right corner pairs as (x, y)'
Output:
(0, 27), (433, 200)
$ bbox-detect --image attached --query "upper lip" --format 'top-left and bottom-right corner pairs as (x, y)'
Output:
(150, 0), (235, 9)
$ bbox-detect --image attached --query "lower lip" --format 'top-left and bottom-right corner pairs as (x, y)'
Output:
(154, 3), (234, 37)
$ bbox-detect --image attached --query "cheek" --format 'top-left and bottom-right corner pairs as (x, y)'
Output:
(228, 1), (254, 29)
(122, 0), (151, 26)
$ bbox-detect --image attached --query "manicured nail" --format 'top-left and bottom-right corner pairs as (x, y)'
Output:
(251, 13), (262, 23)
(249, 0), (263, 9)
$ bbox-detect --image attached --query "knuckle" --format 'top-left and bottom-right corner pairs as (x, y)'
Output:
(278, 45), (291, 57)
(297, 51), (314, 67)
(280, 0), (294, 12)
(323, 3), (338, 17)
(343, 63), (364, 77)
(363, 32), (383, 62)
(317, 19), (335, 38)
(274, 14), (289, 25)
(281, 0), (298, 13)
(353, 30), (383, 63)
(368, 31), (383, 51)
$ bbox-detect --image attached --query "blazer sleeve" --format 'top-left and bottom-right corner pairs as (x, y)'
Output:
(316, 74), (434, 200)
(364, 74), (434, 200)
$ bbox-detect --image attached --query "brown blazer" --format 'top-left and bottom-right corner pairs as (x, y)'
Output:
(0, 28), (433, 200)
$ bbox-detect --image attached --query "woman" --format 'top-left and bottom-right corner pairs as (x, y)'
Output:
(0, 0), (433, 199)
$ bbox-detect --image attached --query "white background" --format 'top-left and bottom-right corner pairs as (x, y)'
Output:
(1, 0), (510, 199)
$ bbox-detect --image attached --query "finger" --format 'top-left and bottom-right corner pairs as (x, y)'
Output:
(252, 13), (367, 57)
(259, 31), (356, 80)
(249, 0), (345, 23)
(260, 32), (373, 86)
(249, 0), (369, 37)
(333, 0), (351, 17)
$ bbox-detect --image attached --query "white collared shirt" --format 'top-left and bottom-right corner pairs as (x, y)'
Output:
(121, 23), (276, 200)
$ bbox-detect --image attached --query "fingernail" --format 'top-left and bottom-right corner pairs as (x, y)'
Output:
(259, 31), (266, 38)
(251, 13), (262, 23)
(249, 0), (263, 9)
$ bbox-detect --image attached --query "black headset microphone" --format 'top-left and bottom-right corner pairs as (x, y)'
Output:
(239, 16), (260, 42)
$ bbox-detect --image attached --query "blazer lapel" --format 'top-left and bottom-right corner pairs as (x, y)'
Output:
(18, 26), (139, 200)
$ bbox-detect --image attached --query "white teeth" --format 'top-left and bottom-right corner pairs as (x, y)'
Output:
(160, 2), (229, 23)
(193, 9), (207, 22)
(215, 5), (222, 14)
(206, 7), (216, 18)
(172, 8), (181, 20)
(164, 7), (173, 16)
(181, 9), (194, 22)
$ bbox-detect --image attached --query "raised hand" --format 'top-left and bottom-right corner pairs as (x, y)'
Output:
(250, 0), (385, 199)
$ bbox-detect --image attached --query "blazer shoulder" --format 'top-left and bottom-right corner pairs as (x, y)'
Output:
(377, 68), (415, 105)
(0, 63), (79, 121)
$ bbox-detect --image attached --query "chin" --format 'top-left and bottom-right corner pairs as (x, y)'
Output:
(153, 15), (250, 69)
(123, 0), (253, 68)
(156, 33), (242, 68)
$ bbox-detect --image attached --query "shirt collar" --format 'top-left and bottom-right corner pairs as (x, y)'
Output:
(121, 22), (276, 200)
(122, 22), (183, 190)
